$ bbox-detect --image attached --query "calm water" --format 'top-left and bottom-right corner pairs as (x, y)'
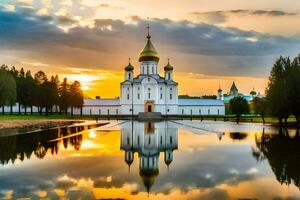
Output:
(0, 120), (299, 200)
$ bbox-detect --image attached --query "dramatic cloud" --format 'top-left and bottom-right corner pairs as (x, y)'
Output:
(190, 10), (297, 24)
(189, 9), (300, 36)
(0, 7), (299, 78)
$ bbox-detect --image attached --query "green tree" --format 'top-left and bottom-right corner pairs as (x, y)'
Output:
(252, 97), (267, 124)
(286, 55), (300, 125)
(34, 71), (48, 115)
(23, 71), (36, 115)
(50, 75), (60, 113)
(229, 96), (249, 124)
(0, 69), (17, 114)
(59, 78), (71, 114)
(69, 81), (84, 116)
(266, 56), (290, 125)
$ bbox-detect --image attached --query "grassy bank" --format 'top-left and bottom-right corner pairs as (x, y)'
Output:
(0, 114), (297, 125)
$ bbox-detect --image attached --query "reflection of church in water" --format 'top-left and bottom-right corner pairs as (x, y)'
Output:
(120, 121), (178, 192)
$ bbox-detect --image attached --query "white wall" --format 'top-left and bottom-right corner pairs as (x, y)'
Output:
(178, 105), (225, 115)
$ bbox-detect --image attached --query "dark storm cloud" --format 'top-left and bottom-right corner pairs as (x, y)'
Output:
(0, 8), (300, 76)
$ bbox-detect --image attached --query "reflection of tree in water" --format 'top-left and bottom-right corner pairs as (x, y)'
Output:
(229, 132), (248, 140)
(253, 128), (300, 189)
(0, 125), (86, 165)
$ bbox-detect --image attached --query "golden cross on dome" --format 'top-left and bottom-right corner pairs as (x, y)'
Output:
(146, 18), (151, 38)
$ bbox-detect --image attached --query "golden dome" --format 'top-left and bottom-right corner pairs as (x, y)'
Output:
(138, 34), (159, 62)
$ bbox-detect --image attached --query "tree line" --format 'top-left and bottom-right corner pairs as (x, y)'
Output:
(229, 54), (300, 125)
(0, 65), (84, 115)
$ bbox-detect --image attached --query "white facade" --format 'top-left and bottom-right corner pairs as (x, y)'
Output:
(1, 30), (225, 116)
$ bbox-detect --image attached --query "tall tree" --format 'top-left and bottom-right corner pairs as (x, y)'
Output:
(287, 55), (300, 125)
(23, 71), (36, 115)
(50, 75), (60, 113)
(34, 71), (48, 115)
(229, 96), (250, 124)
(69, 81), (84, 116)
(59, 78), (71, 114)
(253, 97), (267, 124)
(266, 56), (290, 125)
(0, 69), (17, 114)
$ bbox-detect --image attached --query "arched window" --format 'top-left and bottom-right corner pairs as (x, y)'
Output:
(208, 109), (210, 115)
(137, 93), (140, 99)
(127, 94), (129, 100)
(168, 73), (170, 80)
(152, 66), (154, 73)
(148, 93), (151, 99)
(128, 73), (131, 80)
(160, 93), (163, 99)
(170, 94), (172, 99)
(147, 65), (149, 74)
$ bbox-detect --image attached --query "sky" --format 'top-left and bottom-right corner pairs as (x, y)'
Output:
(0, 0), (300, 98)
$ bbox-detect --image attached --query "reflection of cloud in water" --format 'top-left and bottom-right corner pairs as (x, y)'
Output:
(0, 121), (299, 199)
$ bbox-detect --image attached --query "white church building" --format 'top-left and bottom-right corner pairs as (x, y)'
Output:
(75, 28), (225, 116)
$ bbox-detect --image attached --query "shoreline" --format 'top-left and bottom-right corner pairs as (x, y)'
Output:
(0, 119), (83, 130)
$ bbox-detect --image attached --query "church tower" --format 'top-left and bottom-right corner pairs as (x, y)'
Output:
(164, 59), (174, 80)
(124, 58), (134, 81)
(138, 25), (159, 75)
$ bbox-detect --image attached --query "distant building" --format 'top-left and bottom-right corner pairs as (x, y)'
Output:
(217, 81), (261, 103)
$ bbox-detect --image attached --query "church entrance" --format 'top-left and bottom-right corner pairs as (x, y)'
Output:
(148, 105), (152, 112)
(144, 100), (155, 112)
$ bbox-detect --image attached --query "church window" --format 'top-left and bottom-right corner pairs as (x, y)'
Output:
(152, 66), (154, 73)
(168, 73), (170, 80)
(127, 94), (129, 100)
(148, 137), (151, 145)
(170, 94), (172, 99)
(160, 93), (162, 99)
(138, 87), (140, 90)
(107, 109), (110, 115)
(170, 136), (173, 144)
(148, 93), (151, 99)
(99, 109), (101, 115)
(147, 65), (149, 74)
(190, 109), (192, 115)
(218, 109), (220, 115)
(160, 136), (162, 145)
(208, 109), (210, 115)
(148, 88), (151, 91)
(128, 73), (131, 80)
(199, 109), (201, 114)
(138, 136), (140, 145)
(182, 109), (184, 115)
(137, 93), (140, 99)
(160, 87), (162, 90)
(116, 109), (118, 115)
(127, 87), (129, 91)
(170, 88), (172, 91)
(127, 137), (130, 145)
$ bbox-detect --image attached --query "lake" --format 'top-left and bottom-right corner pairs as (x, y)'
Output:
(0, 120), (299, 200)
